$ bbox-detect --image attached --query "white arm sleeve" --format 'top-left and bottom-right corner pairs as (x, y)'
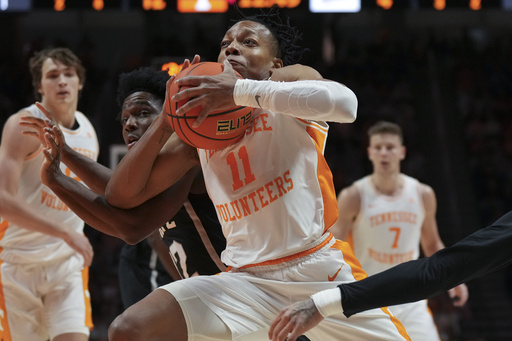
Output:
(233, 79), (357, 123)
(311, 287), (343, 317)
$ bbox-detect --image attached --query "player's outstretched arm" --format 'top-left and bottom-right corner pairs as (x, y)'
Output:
(271, 210), (512, 334)
(341, 209), (512, 316)
(41, 125), (200, 244)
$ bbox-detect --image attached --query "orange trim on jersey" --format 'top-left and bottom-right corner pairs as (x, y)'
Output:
(60, 126), (82, 135)
(0, 257), (13, 341)
(331, 240), (411, 341)
(296, 118), (329, 134)
(81, 267), (94, 330)
(25, 145), (43, 161)
(0, 220), (9, 242)
(305, 125), (338, 231)
(381, 306), (412, 341)
(346, 230), (354, 249)
(331, 239), (367, 280)
(239, 233), (334, 269)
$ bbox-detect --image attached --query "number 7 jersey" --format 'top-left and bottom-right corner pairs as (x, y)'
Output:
(348, 174), (426, 276)
(198, 109), (339, 268)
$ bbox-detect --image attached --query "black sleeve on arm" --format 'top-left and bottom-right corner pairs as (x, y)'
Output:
(340, 210), (512, 318)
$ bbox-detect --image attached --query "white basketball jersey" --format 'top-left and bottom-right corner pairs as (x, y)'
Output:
(198, 109), (338, 268)
(0, 104), (99, 264)
(349, 174), (425, 276)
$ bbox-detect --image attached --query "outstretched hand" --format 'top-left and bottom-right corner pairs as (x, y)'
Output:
(268, 299), (324, 341)
(171, 59), (238, 127)
(18, 104), (67, 186)
(19, 102), (58, 148)
(39, 121), (66, 186)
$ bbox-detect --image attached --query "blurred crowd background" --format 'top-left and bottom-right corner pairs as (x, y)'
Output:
(1, 3), (512, 340)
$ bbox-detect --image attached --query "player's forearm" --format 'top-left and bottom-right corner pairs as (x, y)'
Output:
(45, 172), (142, 240)
(48, 170), (186, 244)
(0, 189), (71, 240)
(340, 214), (512, 317)
(61, 144), (111, 195)
(106, 114), (173, 208)
(233, 79), (357, 123)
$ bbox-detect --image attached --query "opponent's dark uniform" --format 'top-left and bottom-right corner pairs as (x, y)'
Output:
(119, 240), (173, 308)
(340, 210), (512, 317)
(160, 193), (226, 279)
(118, 192), (225, 308)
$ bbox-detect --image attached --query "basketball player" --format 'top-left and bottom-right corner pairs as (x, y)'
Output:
(331, 120), (468, 341)
(0, 48), (96, 340)
(21, 66), (226, 309)
(269, 207), (512, 341)
(105, 6), (411, 341)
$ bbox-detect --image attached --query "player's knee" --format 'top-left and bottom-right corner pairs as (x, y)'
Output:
(108, 312), (143, 341)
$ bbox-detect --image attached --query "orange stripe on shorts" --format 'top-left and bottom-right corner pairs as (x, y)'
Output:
(0, 257), (12, 341)
(331, 239), (411, 341)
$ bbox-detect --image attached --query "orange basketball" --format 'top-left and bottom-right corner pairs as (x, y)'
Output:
(165, 62), (253, 150)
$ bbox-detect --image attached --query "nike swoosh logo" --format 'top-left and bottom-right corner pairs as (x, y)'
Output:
(328, 265), (344, 281)
(255, 95), (262, 108)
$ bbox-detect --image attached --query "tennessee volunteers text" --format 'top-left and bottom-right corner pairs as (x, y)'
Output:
(215, 170), (293, 222)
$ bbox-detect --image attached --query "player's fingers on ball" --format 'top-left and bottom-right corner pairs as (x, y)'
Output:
(175, 74), (203, 87)
(192, 111), (209, 128)
(182, 59), (191, 70)
(171, 86), (194, 103)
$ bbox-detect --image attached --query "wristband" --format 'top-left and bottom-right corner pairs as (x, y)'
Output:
(311, 288), (343, 317)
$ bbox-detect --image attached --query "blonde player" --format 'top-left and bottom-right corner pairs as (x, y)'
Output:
(0, 48), (97, 340)
(332, 120), (468, 341)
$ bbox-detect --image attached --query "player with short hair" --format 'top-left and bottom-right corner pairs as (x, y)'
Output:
(105, 6), (411, 341)
(331, 120), (468, 341)
(0, 47), (96, 341)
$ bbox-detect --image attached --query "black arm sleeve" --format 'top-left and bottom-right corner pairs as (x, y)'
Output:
(340, 210), (512, 317)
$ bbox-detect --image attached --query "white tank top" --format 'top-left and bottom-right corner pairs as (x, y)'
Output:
(0, 104), (99, 264)
(349, 174), (425, 276)
(198, 109), (338, 268)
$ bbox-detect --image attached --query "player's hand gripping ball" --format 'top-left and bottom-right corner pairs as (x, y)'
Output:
(166, 62), (253, 150)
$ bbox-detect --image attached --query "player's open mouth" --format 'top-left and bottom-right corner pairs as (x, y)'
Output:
(126, 137), (139, 150)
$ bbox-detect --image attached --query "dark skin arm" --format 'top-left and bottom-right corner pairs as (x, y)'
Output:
(30, 117), (200, 245)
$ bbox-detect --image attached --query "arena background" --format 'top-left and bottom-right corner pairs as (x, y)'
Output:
(1, 1), (511, 340)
